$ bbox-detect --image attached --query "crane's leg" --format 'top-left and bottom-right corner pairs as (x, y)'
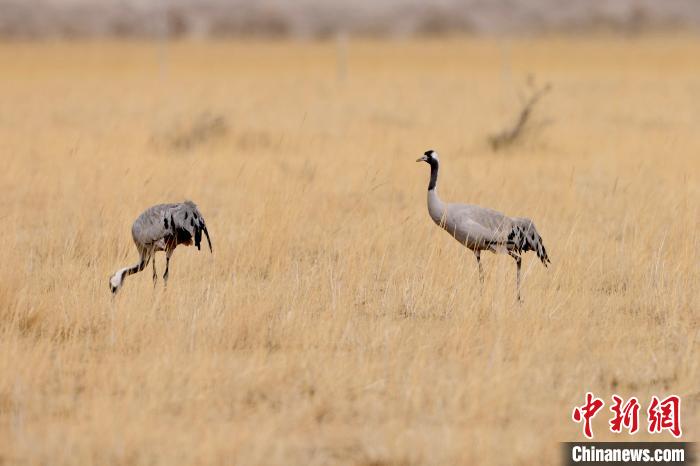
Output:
(516, 256), (522, 302)
(474, 250), (484, 286)
(509, 252), (522, 302)
(163, 248), (173, 286)
(152, 254), (158, 286)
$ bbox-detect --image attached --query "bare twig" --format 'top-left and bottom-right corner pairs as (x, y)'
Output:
(489, 82), (551, 151)
(167, 112), (228, 151)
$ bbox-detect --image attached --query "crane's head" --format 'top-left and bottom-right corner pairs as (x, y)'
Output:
(416, 149), (439, 164)
(109, 269), (126, 294)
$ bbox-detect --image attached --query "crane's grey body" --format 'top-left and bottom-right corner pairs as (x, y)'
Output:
(109, 200), (212, 294)
(418, 150), (549, 300)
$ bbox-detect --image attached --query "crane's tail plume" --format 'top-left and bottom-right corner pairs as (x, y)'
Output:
(203, 225), (212, 253)
(179, 200), (211, 253)
(508, 218), (550, 266)
(193, 216), (212, 253)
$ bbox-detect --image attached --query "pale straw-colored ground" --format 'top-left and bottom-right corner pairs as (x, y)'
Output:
(0, 37), (698, 465)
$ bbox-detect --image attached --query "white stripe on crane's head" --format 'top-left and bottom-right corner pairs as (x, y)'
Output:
(417, 149), (439, 164)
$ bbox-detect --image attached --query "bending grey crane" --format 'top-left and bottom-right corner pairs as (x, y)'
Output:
(109, 200), (212, 294)
(416, 150), (549, 301)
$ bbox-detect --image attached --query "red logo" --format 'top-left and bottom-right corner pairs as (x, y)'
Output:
(573, 393), (682, 439)
(572, 392), (605, 439)
(609, 395), (640, 434)
(647, 395), (682, 438)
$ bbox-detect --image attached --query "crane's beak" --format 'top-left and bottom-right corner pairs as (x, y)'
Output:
(416, 155), (428, 162)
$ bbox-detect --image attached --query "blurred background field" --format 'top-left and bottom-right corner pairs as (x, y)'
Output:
(3, 0), (700, 38)
(0, 8), (699, 466)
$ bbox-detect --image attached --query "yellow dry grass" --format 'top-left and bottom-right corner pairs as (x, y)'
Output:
(0, 37), (698, 465)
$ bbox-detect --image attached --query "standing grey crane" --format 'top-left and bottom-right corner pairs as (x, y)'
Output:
(416, 150), (549, 301)
(109, 200), (212, 294)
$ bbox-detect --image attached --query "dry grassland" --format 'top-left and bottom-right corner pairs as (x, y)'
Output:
(0, 37), (698, 465)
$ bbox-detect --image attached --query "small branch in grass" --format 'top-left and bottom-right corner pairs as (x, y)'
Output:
(164, 112), (228, 152)
(489, 82), (551, 151)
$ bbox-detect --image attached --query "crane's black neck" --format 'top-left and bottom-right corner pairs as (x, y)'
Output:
(428, 159), (439, 191)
